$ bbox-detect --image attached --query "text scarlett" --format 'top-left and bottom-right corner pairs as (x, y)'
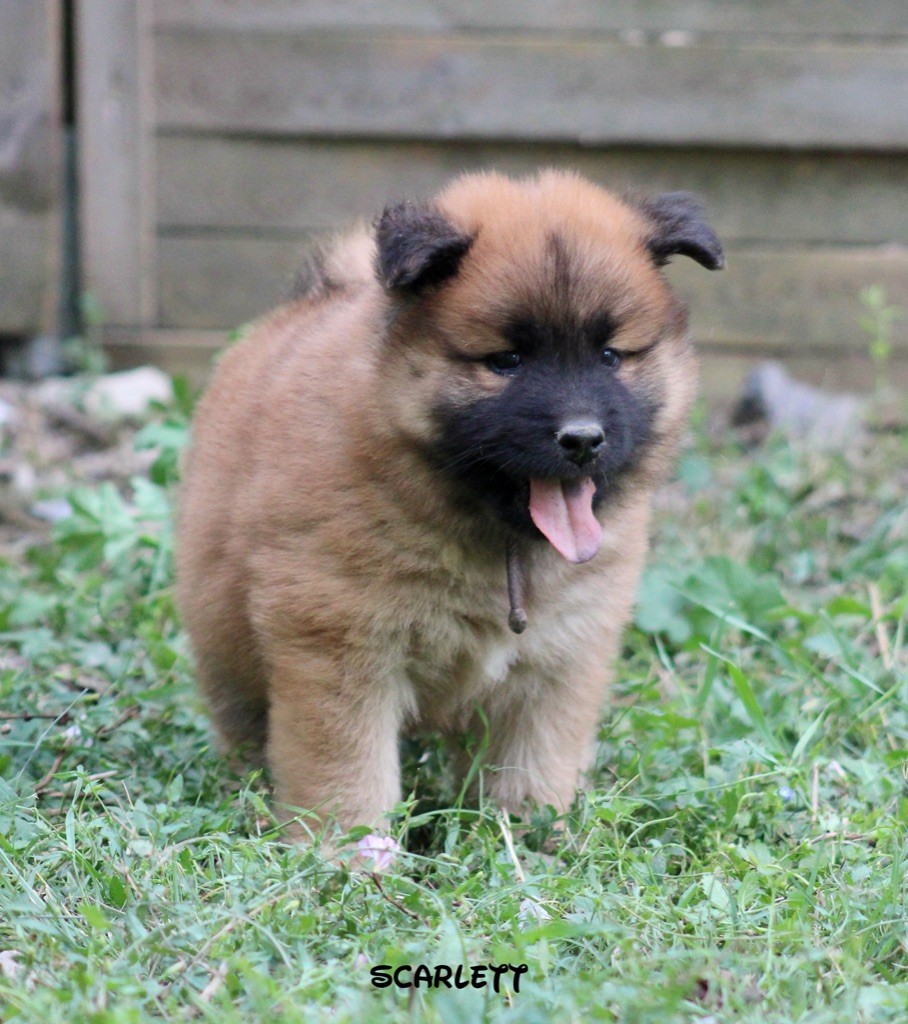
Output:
(370, 963), (529, 992)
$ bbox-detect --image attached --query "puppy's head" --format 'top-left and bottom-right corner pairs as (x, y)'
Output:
(375, 170), (723, 562)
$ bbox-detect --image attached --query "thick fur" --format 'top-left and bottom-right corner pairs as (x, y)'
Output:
(176, 170), (722, 835)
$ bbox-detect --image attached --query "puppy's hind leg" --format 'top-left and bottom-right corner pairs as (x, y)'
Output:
(197, 663), (270, 768)
(193, 634), (272, 765)
(181, 569), (270, 765)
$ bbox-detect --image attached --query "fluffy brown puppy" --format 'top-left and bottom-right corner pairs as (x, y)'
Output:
(177, 170), (723, 837)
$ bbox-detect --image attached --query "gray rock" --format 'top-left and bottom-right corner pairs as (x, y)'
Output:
(732, 362), (865, 449)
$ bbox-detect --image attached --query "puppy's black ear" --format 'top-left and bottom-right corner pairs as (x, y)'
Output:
(376, 202), (473, 292)
(636, 192), (725, 271)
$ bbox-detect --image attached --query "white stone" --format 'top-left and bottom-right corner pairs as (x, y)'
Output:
(82, 367), (173, 421)
(0, 950), (22, 981)
(660, 30), (695, 47)
(30, 498), (73, 523)
(0, 398), (19, 432)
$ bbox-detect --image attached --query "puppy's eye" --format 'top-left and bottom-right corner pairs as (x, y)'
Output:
(486, 351), (522, 374)
(602, 348), (621, 368)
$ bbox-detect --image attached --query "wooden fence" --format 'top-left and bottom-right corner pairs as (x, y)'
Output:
(32, 2), (908, 393)
(0, 1), (62, 337)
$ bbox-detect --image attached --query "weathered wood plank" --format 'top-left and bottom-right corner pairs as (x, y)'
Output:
(152, 0), (908, 38)
(154, 30), (908, 149)
(156, 235), (908, 351)
(0, 210), (55, 333)
(77, 0), (156, 326)
(665, 249), (908, 350)
(0, 0), (62, 333)
(102, 329), (223, 386)
(101, 327), (908, 400)
(0, 1), (60, 214)
(156, 137), (908, 246)
(157, 236), (310, 329)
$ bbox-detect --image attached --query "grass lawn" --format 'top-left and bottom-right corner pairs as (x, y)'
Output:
(0, 387), (906, 1023)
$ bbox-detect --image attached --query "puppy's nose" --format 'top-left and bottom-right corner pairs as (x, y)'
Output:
(556, 421), (605, 466)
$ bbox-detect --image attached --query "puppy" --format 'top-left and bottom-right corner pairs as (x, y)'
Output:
(176, 170), (723, 836)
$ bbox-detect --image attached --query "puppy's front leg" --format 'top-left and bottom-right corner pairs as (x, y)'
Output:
(266, 647), (407, 836)
(477, 644), (618, 818)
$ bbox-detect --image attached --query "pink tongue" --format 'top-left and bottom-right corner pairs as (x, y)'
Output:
(528, 478), (602, 563)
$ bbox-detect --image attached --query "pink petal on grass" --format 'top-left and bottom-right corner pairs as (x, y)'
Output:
(357, 834), (401, 872)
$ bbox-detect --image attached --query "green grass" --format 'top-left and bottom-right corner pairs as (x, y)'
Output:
(0, 393), (906, 1023)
